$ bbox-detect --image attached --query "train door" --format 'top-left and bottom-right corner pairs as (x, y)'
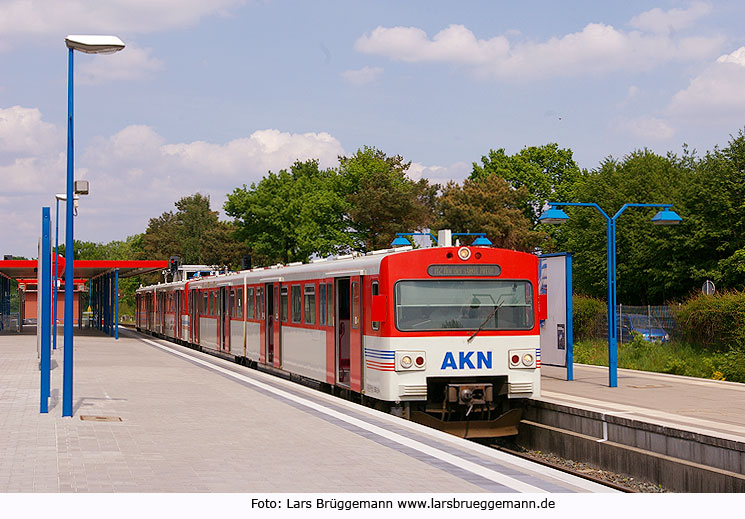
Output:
(335, 276), (362, 391)
(273, 284), (282, 367)
(175, 291), (181, 340)
(265, 283), (275, 364)
(219, 287), (230, 353)
(190, 288), (199, 344)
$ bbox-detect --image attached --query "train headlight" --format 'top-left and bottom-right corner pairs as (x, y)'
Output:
(458, 247), (471, 261)
(509, 349), (536, 369)
(395, 351), (426, 371)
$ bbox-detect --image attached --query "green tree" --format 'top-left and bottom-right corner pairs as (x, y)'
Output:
(471, 143), (581, 226)
(677, 131), (745, 290)
(554, 150), (688, 303)
(437, 175), (544, 251)
(225, 159), (351, 264)
(339, 146), (437, 251)
(143, 193), (243, 267)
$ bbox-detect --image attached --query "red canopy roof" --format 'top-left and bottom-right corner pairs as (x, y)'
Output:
(0, 258), (167, 280)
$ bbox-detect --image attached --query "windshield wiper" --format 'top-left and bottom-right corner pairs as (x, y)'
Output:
(467, 300), (504, 343)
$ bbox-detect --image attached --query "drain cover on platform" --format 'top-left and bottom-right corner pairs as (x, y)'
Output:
(79, 415), (122, 422)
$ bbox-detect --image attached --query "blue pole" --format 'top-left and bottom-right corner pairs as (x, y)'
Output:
(53, 199), (59, 350)
(115, 269), (119, 340)
(607, 219), (617, 387)
(40, 207), (51, 413)
(565, 253), (574, 382)
(63, 47), (74, 418)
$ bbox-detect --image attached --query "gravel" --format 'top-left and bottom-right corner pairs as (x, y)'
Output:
(512, 446), (668, 493)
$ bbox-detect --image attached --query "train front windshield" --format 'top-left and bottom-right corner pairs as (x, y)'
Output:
(395, 280), (534, 331)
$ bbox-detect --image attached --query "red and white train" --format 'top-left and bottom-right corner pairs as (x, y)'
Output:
(136, 244), (545, 438)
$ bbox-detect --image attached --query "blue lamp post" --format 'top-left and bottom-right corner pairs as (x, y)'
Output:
(62, 35), (124, 418)
(391, 232), (492, 247)
(539, 202), (682, 387)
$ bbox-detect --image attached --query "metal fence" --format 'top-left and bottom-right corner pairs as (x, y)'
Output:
(586, 305), (679, 342)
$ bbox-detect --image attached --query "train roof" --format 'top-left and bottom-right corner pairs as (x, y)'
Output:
(136, 245), (415, 292)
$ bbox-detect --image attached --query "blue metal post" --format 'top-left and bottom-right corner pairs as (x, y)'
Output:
(115, 269), (119, 340)
(53, 199), (59, 350)
(63, 47), (74, 417)
(108, 272), (113, 336)
(607, 218), (617, 387)
(546, 202), (678, 388)
(566, 253), (574, 382)
(40, 207), (51, 413)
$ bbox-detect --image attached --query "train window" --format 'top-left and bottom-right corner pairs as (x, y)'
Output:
(247, 287), (255, 319)
(326, 283), (334, 326)
(394, 280), (535, 331)
(280, 287), (289, 322)
(257, 287), (264, 319)
(371, 281), (380, 331)
(203, 292), (208, 315)
(291, 285), (302, 323)
(304, 285), (316, 325)
(230, 289), (236, 318)
(236, 288), (243, 319)
(351, 281), (360, 329)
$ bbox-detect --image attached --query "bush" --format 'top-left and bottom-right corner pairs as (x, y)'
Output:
(573, 295), (606, 340)
(706, 344), (745, 383)
(675, 291), (745, 349)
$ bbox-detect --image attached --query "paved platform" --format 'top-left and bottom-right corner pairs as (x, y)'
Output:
(0, 330), (610, 493)
(540, 363), (745, 442)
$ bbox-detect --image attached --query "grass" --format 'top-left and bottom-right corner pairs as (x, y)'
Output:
(572, 334), (745, 382)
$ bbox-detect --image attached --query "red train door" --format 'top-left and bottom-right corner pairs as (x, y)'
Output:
(335, 276), (362, 391)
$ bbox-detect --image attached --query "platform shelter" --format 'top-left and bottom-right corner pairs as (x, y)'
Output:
(0, 258), (167, 336)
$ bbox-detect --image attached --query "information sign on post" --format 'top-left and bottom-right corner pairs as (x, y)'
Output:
(538, 253), (574, 380)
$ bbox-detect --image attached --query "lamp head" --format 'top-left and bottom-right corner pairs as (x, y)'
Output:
(471, 235), (492, 246)
(391, 235), (412, 247)
(65, 35), (125, 54)
(651, 208), (682, 226)
(538, 207), (570, 225)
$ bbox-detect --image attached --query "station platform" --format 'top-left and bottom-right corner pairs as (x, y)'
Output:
(528, 364), (745, 491)
(540, 364), (745, 440)
(0, 330), (611, 494)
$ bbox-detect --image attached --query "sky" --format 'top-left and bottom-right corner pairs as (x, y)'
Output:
(2, 0), (745, 259)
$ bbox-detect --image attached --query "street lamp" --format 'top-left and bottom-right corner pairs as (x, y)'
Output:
(538, 202), (682, 387)
(391, 232), (493, 247)
(62, 35), (124, 418)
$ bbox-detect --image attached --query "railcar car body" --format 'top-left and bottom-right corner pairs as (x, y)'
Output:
(136, 245), (544, 438)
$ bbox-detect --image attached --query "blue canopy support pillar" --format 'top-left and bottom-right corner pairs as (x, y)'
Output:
(114, 268), (119, 340)
(40, 207), (51, 413)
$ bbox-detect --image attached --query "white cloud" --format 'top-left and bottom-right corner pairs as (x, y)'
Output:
(667, 47), (745, 120)
(630, 2), (711, 34)
(614, 116), (676, 140)
(341, 66), (384, 85)
(77, 44), (164, 85)
(354, 19), (724, 81)
(0, 1), (248, 40)
(0, 106), (61, 154)
(0, 105), (346, 258)
(408, 161), (470, 186)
